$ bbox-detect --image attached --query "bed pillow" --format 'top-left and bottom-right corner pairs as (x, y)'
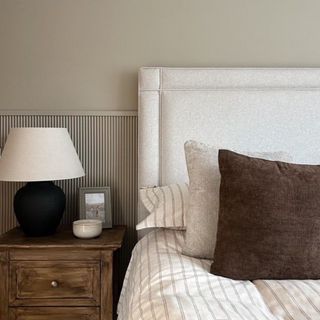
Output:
(211, 150), (320, 280)
(182, 140), (292, 259)
(136, 183), (188, 230)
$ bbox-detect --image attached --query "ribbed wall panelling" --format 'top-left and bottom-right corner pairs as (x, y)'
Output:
(0, 112), (138, 286)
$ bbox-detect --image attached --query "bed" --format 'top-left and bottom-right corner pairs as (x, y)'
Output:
(118, 68), (320, 320)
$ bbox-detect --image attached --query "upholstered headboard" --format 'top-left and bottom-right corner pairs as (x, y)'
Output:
(138, 67), (320, 224)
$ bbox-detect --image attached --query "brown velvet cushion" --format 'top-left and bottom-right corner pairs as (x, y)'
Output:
(211, 150), (320, 280)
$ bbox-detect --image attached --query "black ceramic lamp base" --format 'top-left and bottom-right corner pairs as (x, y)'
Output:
(14, 181), (66, 236)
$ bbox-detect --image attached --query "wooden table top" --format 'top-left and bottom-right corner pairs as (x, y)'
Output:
(0, 225), (126, 250)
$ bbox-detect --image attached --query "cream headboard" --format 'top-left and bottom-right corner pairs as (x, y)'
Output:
(138, 67), (320, 224)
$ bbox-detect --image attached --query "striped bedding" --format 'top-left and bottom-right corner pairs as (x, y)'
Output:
(254, 280), (320, 320)
(118, 229), (320, 320)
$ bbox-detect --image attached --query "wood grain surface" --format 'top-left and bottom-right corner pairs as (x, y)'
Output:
(0, 226), (125, 249)
(0, 226), (125, 320)
(0, 249), (9, 319)
(9, 307), (100, 320)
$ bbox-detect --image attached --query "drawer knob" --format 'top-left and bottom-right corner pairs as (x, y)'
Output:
(51, 280), (59, 288)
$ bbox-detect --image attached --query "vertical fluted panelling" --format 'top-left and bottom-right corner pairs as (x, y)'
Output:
(0, 113), (137, 284)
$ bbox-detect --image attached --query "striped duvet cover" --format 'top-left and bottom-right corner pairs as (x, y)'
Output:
(117, 229), (320, 320)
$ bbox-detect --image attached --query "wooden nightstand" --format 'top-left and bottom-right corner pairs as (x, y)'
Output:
(0, 226), (125, 320)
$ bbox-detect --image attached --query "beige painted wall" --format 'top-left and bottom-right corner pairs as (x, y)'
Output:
(1, 0), (320, 111)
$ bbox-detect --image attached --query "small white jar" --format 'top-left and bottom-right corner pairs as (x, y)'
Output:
(73, 219), (102, 239)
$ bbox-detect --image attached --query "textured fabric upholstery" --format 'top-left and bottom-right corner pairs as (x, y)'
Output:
(138, 67), (320, 229)
(212, 150), (320, 280)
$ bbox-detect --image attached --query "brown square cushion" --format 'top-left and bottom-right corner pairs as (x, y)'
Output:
(211, 150), (320, 280)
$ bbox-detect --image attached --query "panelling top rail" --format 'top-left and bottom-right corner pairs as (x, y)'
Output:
(0, 110), (137, 116)
(139, 68), (320, 91)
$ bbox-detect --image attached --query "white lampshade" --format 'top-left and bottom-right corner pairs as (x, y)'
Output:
(0, 128), (85, 182)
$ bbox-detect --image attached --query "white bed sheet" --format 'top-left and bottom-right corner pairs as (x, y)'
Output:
(118, 229), (320, 320)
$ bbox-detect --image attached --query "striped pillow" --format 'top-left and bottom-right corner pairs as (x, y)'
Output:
(136, 184), (189, 230)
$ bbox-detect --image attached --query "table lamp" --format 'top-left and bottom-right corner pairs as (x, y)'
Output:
(0, 128), (85, 236)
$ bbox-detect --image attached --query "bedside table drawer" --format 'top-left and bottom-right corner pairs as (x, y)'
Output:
(9, 261), (100, 306)
(9, 307), (100, 320)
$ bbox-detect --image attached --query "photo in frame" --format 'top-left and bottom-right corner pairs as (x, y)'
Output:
(79, 187), (112, 228)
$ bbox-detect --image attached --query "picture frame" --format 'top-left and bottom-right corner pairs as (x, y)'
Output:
(79, 187), (112, 228)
